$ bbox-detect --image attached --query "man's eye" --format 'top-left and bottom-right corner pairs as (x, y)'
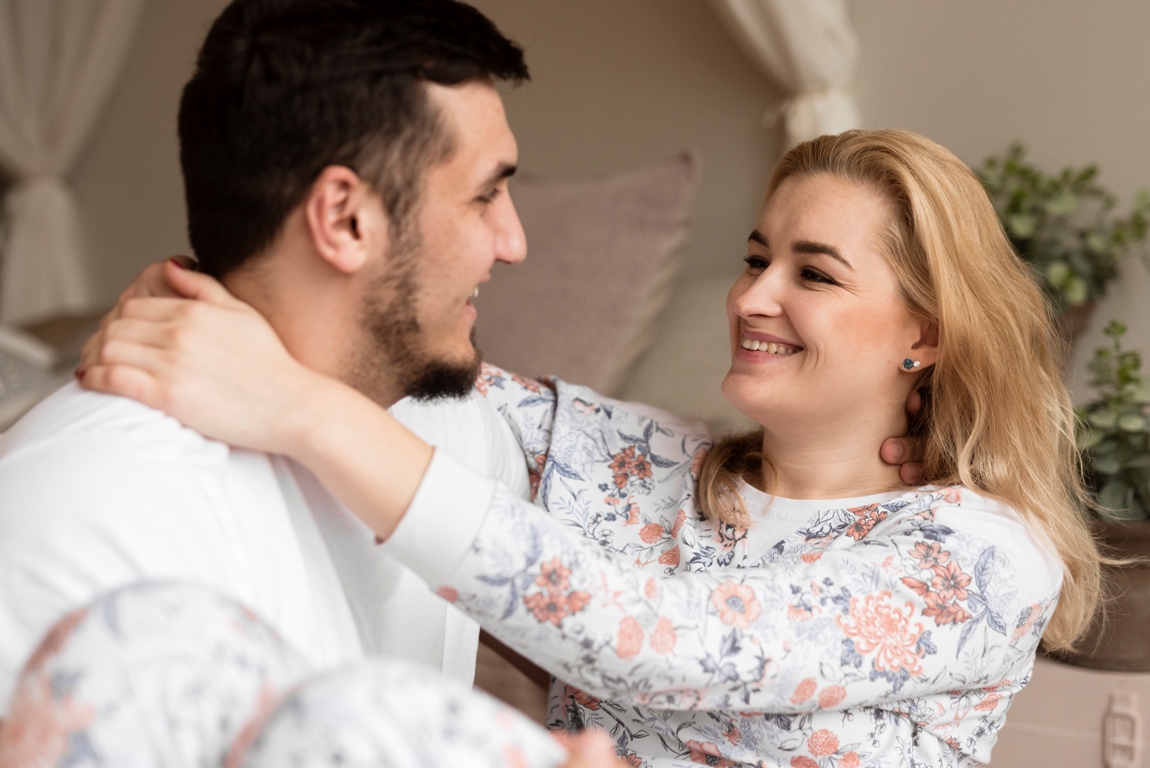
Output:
(801, 267), (835, 285)
(743, 255), (768, 271)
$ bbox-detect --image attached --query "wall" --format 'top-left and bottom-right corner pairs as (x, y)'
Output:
(851, 0), (1150, 397)
(69, 0), (784, 311)
(71, 0), (229, 306)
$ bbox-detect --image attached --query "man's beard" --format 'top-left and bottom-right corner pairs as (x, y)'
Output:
(355, 237), (481, 405)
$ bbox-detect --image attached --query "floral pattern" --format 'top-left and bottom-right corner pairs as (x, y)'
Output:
(458, 365), (1063, 767)
(0, 582), (567, 768)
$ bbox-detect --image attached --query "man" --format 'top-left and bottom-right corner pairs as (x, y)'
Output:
(0, 0), (535, 734)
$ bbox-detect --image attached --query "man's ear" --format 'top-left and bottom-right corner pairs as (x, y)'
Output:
(304, 165), (389, 275)
(910, 322), (940, 369)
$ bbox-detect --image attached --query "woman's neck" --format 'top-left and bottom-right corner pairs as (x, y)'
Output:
(754, 411), (908, 500)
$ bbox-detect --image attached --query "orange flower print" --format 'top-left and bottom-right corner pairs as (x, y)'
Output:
(608, 446), (653, 491)
(838, 591), (925, 677)
(941, 486), (963, 504)
(536, 557), (572, 592)
(0, 674), (95, 768)
(617, 616), (644, 659)
(524, 589), (590, 626)
(435, 585), (459, 604)
(841, 752), (861, 768)
(621, 753), (643, 767)
(224, 685), (283, 768)
(564, 684), (602, 711)
(911, 541), (950, 571)
(710, 582), (762, 630)
(671, 508), (688, 537)
(721, 720), (742, 745)
(790, 678), (817, 704)
(503, 745), (529, 768)
(930, 561), (971, 602)
(800, 552), (823, 564)
(640, 523), (664, 544)
(921, 593), (972, 626)
(658, 547), (681, 566)
(510, 371), (544, 394)
(790, 757), (818, 768)
(975, 692), (1002, 712)
(807, 729), (839, 757)
(650, 616), (677, 655)
(685, 740), (735, 766)
(818, 684), (847, 709)
(845, 504), (888, 541)
(645, 578), (658, 601)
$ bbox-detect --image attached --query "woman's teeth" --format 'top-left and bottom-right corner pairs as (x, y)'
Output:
(741, 337), (798, 355)
(471, 287), (479, 299)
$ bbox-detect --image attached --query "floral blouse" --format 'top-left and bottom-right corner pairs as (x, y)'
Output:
(420, 366), (1063, 768)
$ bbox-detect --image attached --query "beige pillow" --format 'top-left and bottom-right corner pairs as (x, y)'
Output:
(474, 151), (699, 394)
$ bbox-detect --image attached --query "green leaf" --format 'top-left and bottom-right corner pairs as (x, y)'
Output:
(1132, 384), (1150, 404)
(1045, 260), (1071, 286)
(1064, 276), (1089, 305)
(1119, 414), (1147, 432)
(1124, 455), (1150, 469)
(1045, 191), (1078, 216)
(1099, 475), (1131, 513)
(1007, 214), (1037, 239)
(1077, 428), (1104, 451)
(1092, 454), (1121, 475)
(1086, 231), (1108, 253)
(1090, 410), (1118, 429)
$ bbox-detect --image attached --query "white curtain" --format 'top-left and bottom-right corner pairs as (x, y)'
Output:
(710, 0), (861, 148)
(0, 0), (148, 325)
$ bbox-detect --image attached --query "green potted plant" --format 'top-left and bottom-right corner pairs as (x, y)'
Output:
(1054, 321), (1150, 670)
(978, 145), (1150, 341)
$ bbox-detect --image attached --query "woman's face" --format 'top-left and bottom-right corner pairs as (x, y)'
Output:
(722, 173), (930, 431)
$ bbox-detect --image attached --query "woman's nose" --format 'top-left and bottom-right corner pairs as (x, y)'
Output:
(734, 272), (785, 318)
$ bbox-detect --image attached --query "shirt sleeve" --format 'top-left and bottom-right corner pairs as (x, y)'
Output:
(386, 475), (1056, 714)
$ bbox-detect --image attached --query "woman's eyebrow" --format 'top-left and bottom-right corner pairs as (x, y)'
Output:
(793, 239), (852, 269)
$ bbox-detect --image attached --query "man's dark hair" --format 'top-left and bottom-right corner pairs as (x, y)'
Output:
(179, 0), (528, 277)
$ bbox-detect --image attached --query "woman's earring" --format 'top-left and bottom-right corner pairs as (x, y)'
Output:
(902, 358), (921, 371)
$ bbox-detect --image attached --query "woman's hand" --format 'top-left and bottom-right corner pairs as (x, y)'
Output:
(78, 259), (327, 456)
(78, 259), (433, 541)
(554, 730), (629, 768)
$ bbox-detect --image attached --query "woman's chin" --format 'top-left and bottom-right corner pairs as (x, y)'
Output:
(720, 372), (783, 427)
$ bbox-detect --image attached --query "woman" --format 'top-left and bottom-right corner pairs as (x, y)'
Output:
(80, 129), (1101, 767)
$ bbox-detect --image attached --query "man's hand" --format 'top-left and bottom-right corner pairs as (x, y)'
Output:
(880, 388), (924, 485)
(554, 730), (630, 768)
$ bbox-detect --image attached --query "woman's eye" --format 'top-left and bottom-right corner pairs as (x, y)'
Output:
(743, 255), (768, 272)
(801, 267), (835, 285)
(477, 189), (501, 205)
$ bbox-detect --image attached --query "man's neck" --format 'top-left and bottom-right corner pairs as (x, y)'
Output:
(222, 242), (405, 410)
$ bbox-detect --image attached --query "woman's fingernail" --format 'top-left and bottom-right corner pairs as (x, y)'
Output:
(890, 443), (903, 461)
(74, 368), (85, 381)
(168, 257), (185, 269)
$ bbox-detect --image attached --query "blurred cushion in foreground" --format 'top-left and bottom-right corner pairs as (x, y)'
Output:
(475, 151), (699, 394)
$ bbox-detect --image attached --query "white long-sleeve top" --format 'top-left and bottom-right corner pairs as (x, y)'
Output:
(384, 367), (1063, 768)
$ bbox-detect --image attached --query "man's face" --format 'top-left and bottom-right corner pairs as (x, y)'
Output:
(358, 80), (525, 401)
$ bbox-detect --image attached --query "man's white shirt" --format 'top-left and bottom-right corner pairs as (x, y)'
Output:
(0, 383), (529, 711)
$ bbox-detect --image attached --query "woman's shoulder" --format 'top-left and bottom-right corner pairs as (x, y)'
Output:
(896, 485), (1065, 594)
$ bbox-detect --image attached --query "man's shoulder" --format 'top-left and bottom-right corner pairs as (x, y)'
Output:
(1, 383), (226, 466)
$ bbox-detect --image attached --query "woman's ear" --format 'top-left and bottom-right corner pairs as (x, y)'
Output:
(304, 165), (388, 275)
(909, 322), (940, 369)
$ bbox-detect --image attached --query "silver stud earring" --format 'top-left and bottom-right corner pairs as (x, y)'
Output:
(902, 358), (921, 371)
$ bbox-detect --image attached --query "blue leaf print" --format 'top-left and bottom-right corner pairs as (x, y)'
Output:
(720, 629), (742, 658)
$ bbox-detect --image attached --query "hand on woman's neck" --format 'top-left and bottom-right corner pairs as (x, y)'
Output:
(754, 409), (910, 500)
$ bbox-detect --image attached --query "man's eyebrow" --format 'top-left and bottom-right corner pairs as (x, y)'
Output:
(480, 162), (517, 189)
(793, 239), (852, 269)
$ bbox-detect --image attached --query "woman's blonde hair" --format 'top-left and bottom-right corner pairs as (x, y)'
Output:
(699, 129), (1101, 652)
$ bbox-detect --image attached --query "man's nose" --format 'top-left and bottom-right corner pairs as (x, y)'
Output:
(495, 195), (527, 265)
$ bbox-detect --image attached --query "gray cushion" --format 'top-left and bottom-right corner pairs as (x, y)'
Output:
(475, 151), (699, 394)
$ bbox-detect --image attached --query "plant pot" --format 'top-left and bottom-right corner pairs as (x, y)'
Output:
(1046, 519), (1150, 671)
(1055, 302), (1096, 360)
